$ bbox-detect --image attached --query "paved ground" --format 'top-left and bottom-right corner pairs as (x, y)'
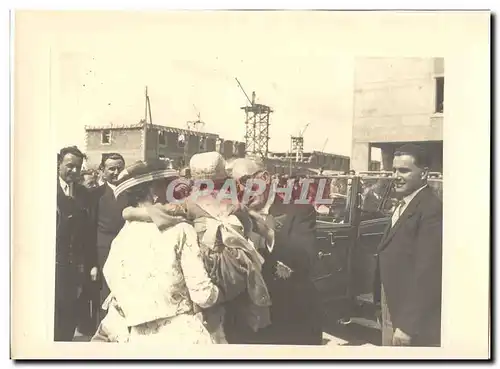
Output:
(322, 318), (380, 346)
(74, 297), (382, 346)
(321, 295), (382, 347)
(74, 316), (381, 346)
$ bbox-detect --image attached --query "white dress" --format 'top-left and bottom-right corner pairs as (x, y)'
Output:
(93, 221), (223, 344)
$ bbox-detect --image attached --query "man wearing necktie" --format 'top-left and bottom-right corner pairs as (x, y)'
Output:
(55, 146), (96, 341)
(224, 158), (322, 345)
(375, 143), (442, 347)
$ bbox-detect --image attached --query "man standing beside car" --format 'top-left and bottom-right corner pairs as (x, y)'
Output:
(376, 143), (443, 347)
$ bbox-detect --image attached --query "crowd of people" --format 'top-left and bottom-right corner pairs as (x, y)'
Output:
(55, 147), (323, 344)
(55, 142), (442, 347)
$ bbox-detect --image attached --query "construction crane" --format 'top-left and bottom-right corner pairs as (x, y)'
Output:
(193, 104), (201, 121)
(144, 86), (153, 124)
(299, 122), (310, 138)
(187, 104), (205, 131)
(321, 137), (329, 153)
(235, 78), (254, 106)
(290, 122), (311, 163)
(236, 77), (272, 159)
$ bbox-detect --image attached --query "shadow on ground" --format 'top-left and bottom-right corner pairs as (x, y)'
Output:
(321, 298), (382, 346)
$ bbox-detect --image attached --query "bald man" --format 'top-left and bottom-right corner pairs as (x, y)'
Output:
(224, 158), (323, 345)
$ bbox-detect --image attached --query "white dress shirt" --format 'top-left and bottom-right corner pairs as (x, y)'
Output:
(107, 182), (118, 198)
(391, 184), (428, 227)
(59, 177), (72, 197)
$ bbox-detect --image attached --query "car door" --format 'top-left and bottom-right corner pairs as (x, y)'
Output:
(351, 175), (394, 303)
(311, 176), (361, 304)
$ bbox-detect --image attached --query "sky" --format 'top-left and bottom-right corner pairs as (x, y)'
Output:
(50, 12), (357, 156)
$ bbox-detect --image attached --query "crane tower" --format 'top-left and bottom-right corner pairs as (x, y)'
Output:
(235, 78), (273, 158)
(290, 123), (310, 162)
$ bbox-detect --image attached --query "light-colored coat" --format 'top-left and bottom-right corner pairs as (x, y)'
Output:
(93, 221), (222, 343)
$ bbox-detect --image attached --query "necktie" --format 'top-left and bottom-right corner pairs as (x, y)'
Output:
(391, 199), (406, 227)
(249, 213), (275, 253)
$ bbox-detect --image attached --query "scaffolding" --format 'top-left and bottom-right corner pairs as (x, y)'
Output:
(290, 122), (310, 163)
(290, 136), (305, 162)
(236, 78), (273, 159)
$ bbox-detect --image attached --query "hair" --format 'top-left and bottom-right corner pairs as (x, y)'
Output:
(57, 146), (86, 165)
(125, 182), (153, 207)
(393, 143), (430, 169)
(81, 169), (97, 176)
(100, 153), (125, 169)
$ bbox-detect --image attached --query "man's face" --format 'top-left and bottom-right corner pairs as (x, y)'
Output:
(234, 161), (270, 211)
(392, 154), (427, 197)
(58, 154), (83, 184)
(102, 158), (125, 185)
(82, 173), (98, 189)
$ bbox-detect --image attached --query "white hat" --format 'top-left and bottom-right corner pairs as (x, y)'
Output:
(189, 152), (228, 181)
(230, 157), (266, 180)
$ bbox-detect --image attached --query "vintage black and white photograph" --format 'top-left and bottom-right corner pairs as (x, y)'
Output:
(11, 10), (490, 359)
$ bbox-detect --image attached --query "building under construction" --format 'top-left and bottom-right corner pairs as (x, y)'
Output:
(84, 84), (377, 174)
(84, 121), (246, 169)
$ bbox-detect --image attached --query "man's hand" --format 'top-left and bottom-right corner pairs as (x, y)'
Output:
(248, 210), (275, 246)
(90, 267), (99, 282)
(392, 328), (412, 346)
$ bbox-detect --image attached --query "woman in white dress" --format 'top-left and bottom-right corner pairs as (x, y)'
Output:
(91, 161), (223, 344)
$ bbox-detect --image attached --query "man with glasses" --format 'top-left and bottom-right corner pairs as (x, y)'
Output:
(224, 158), (323, 345)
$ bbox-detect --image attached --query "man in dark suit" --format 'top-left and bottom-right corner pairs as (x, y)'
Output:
(87, 153), (128, 321)
(55, 146), (96, 341)
(376, 143), (442, 347)
(225, 158), (323, 345)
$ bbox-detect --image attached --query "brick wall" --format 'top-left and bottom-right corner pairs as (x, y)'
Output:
(85, 128), (143, 167)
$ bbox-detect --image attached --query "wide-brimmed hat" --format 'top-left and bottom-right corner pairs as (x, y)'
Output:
(230, 157), (266, 181)
(189, 152), (227, 181)
(114, 159), (179, 198)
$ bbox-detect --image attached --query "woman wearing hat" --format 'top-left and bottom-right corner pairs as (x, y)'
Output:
(92, 160), (223, 344)
(122, 152), (272, 344)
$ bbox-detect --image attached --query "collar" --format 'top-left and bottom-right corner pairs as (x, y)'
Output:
(59, 177), (70, 190)
(402, 184), (428, 206)
(107, 182), (117, 191)
(259, 202), (272, 216)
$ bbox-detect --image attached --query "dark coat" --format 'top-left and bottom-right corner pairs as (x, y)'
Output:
(225, 202), (323, 345)
(87, 184), (129, 307)
(375, 186), (443, 346)
(55, 181), (95, 341)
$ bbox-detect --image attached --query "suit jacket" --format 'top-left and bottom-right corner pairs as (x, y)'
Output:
(88, 184), (129, 269)
(56, 182), (95, 303)
(259, 202), (323, 344)
(375, 186), (442, 346)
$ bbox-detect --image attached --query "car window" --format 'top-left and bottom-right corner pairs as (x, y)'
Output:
(314, 177), (353, 224)
(428, 178), (443, 201)
(357, 176), (394, 220)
